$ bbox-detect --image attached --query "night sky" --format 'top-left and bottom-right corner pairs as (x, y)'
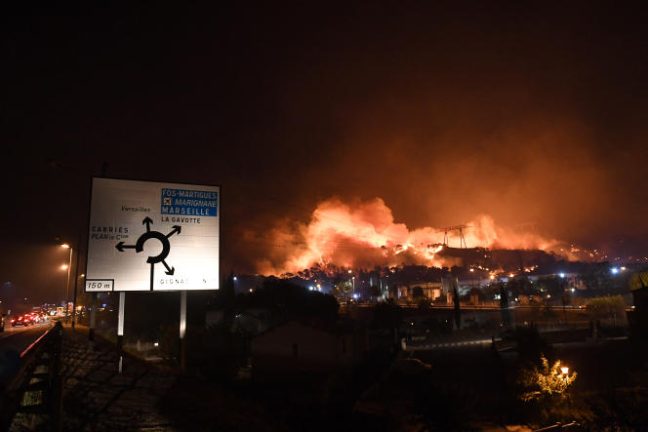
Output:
(2, 2), (648, 303)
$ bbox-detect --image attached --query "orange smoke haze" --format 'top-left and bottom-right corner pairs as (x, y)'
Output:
(255, 197), (563, 275)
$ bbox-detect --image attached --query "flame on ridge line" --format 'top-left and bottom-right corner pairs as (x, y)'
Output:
(255, 197), (565, 275)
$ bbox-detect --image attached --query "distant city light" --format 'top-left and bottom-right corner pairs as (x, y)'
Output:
(610, 267), (619, 275)
(60, 264), (69, 270)
(559, 273), (565, 278)
(60, 243), (70, 249)
(233, 276), (238, 281)
(570, 288), (576, 293)
(352, 293), (359, 300)
(153, 342), (159, 347)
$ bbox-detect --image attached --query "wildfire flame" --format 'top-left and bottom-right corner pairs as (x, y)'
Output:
(256, 197), (563, 275)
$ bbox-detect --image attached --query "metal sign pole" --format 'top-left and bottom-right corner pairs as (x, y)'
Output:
(89, 295), (96, 341)
(117, 292), (125, 347)
(179, 290), (187, 370)
(117, 291), (125, 373)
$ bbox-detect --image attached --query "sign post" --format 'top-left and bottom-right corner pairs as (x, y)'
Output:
(179, 290), (187, 370)
(85, 178), (220, 368)
(117, 291), (125, 373)
(89, 295), (96, 342)
(117, 292), (125, 347)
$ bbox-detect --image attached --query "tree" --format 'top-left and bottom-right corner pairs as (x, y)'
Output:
(507, 277), (532, 297)
(586, 295), (626, 326)
(519, 355), (577, 402)
(372, 299), (403, 331)
(368, 285), (381, 298)
(500, 284), (512, 329)
(199, 273), (243, 379)
(536, 276), (563, 298)
(219, 272), (236, 328)
(512, 324), (553, 365)
(453, 285), (461, 330)
(243, 278), (339, 327)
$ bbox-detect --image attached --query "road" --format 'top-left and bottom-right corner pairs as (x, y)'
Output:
(0, 321), (53, 387)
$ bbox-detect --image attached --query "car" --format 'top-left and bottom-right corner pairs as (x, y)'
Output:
(28, 313), (42, 324)
(11, 315), (34, 327)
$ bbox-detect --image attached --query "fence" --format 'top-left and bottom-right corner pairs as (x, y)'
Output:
(0, 322), (63, 431)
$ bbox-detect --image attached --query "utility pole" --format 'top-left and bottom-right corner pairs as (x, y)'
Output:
(452, 277), (461, 330)
(438, 225), (470, 248)
(60, 244), (73, 324)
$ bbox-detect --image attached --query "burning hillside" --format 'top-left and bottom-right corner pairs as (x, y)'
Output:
(253, 197), (576, 275)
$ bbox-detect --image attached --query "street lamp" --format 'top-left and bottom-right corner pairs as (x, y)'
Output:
(61, 244), (73, 323)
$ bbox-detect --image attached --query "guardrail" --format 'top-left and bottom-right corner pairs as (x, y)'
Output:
(0, 322), (63, 431)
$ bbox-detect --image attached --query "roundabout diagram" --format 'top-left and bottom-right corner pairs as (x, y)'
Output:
(115, 217), (182, 290)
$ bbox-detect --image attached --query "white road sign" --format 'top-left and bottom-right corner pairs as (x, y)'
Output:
(85, 178), (220, 292)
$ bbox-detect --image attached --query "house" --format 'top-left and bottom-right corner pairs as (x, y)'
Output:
(629, 271), (648, 346)
(251, 321), (366, 374)
(396, 282), (443, 301)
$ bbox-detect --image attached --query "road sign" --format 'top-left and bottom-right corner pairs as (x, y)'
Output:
(85, 178), (220, 292)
